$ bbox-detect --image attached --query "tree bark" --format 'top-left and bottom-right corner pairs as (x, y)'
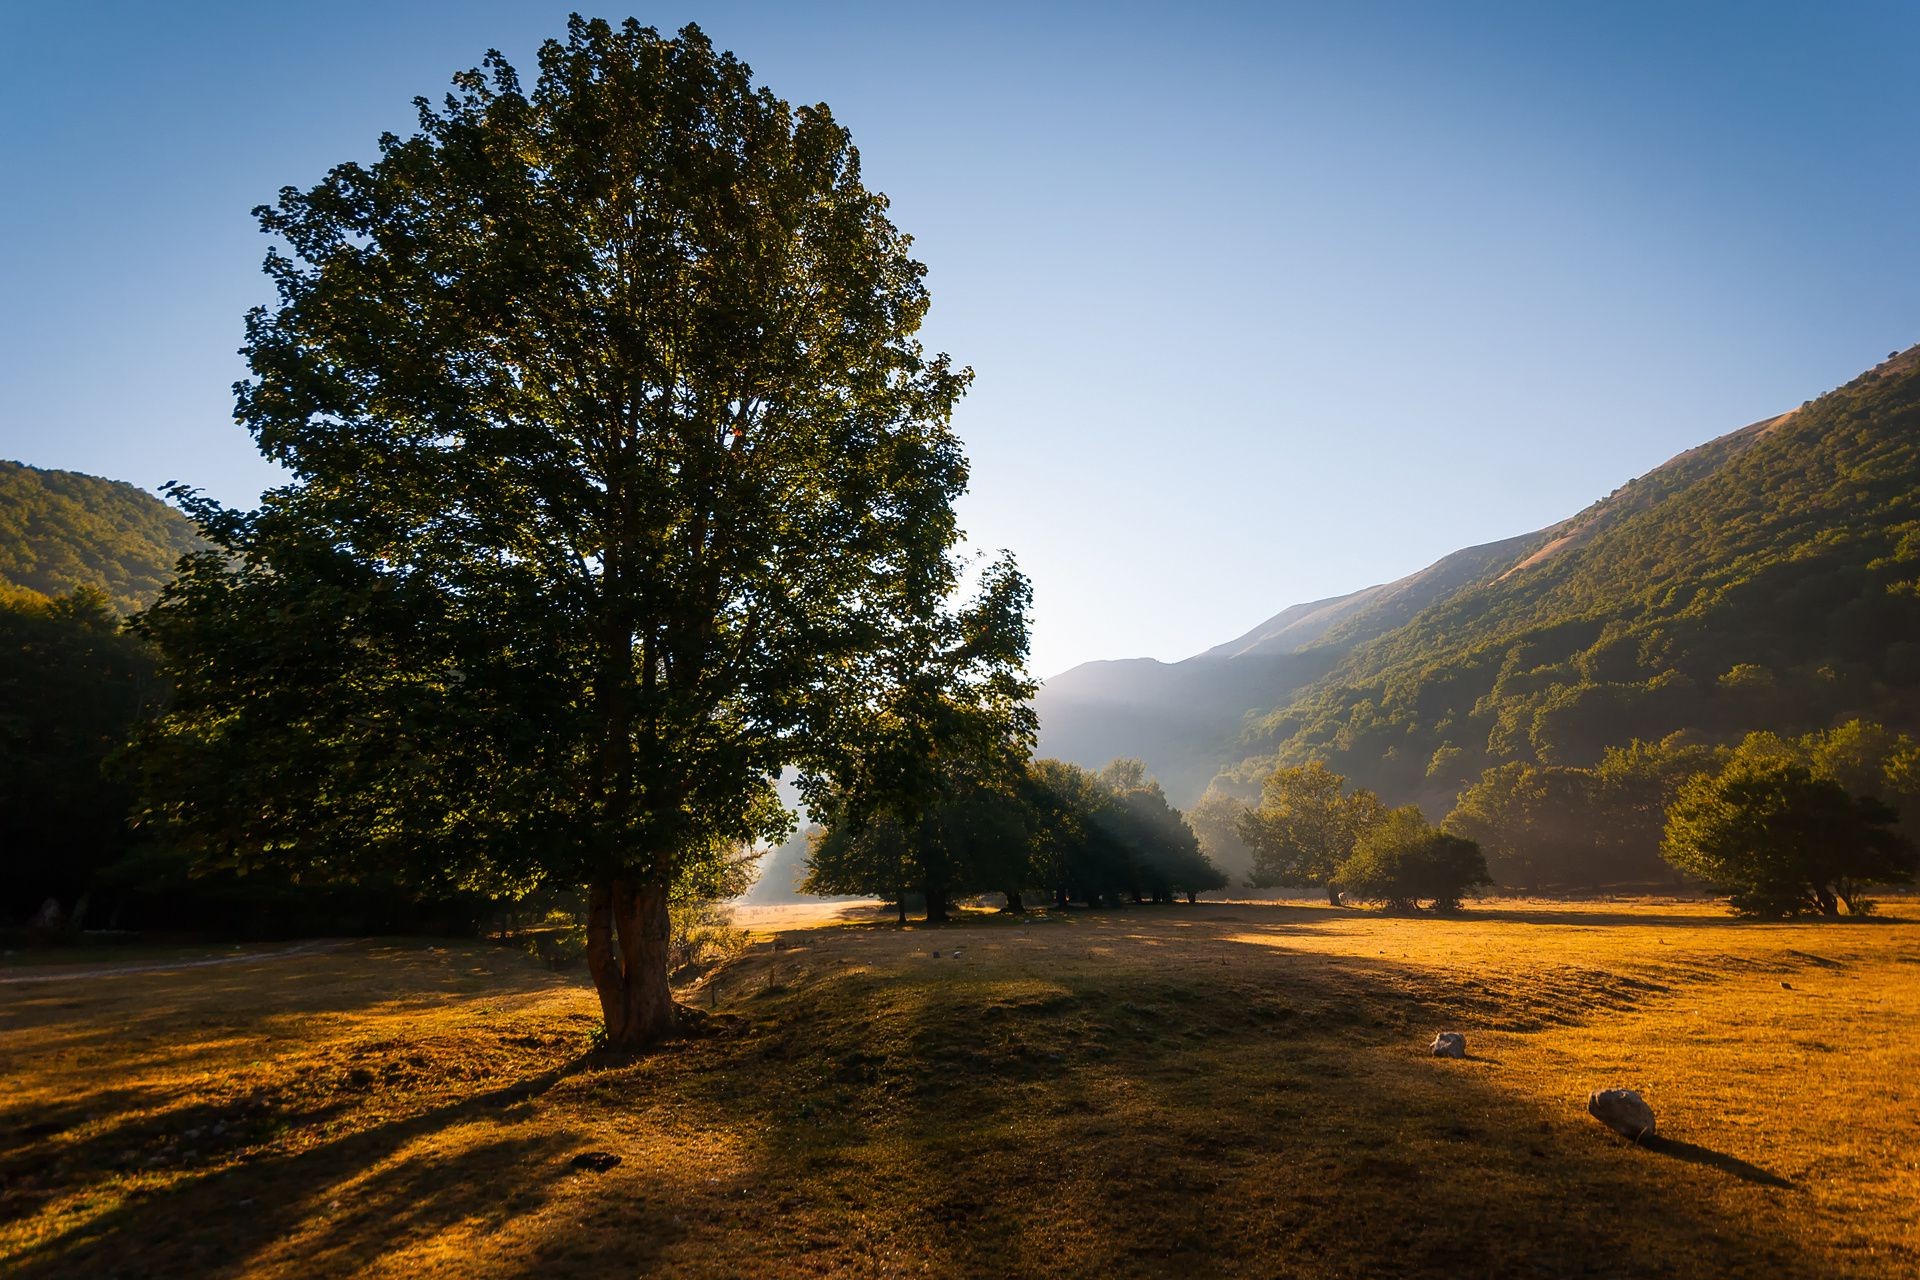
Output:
(1002, 889), (1023, 913)
(586, 875), (678, 1050)
(924, 881), (950, 924)
(1325, 883), (1341, 906)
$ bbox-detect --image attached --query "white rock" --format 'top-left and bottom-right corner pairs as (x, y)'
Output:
(1430, 1031), (1467, 1058)
(1587, 1088), (1656, 1141)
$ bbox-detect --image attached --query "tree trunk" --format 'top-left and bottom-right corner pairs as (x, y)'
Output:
(586, 876), (678, 1050)
(1813, 884), (1840, 917)
(1185, 891), (1196, 904)
(1002, 889), (1024, 913)
(924, 881), (950, 924)
(1055, 886), (1069, 910)
(1326, 883), (1341, 906)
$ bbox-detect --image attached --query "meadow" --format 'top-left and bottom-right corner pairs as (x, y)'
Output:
(3, 899), (1916, 1278)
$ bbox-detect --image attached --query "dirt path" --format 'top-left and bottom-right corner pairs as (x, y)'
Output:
(0, 939), (356, 985)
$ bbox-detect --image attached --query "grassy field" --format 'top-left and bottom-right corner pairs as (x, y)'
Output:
(3, 899), (1916, 1278)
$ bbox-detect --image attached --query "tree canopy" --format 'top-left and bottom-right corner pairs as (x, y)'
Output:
(1236, 761), (1387, 903)
(1336, 806), (1490, 911)
(1662, 757), (1914, 917)
(135, 18), (984, 1048)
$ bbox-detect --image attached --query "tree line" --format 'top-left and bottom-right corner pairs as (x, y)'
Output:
(1193, 718), (1917, 917)
(804, 756), (1226, 920)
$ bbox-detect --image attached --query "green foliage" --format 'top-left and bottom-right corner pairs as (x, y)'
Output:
(133, 19), (978, 1046)
(0, 462), (202, 613)
(1236, 761), (1387, 896)
(1444, 721), (1920, 893)
(1182, 784), (1257, 887)
(1336, 806), (1490, 910)
(806, 753), (1226, 915)
(800, 557), (1037, 920)
(1247, 351), (1920, 805)
(1094, 763), (1227, 902)
(1661, 758), (1914, 917)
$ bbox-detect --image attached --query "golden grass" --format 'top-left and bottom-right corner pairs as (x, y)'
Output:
(3, 899), (1916, 1278)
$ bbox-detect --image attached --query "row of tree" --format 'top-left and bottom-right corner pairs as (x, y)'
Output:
(1192, 720), (1917, 917)
(803, 756), (1227, 920)
(1211, 761), (1491, 910)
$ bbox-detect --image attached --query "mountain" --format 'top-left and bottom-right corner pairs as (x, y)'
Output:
(1035, 345), (1920, 809)
(0, 461), (201, 612)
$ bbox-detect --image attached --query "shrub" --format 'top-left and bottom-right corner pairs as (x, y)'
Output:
(1337, 807), (1491, 910)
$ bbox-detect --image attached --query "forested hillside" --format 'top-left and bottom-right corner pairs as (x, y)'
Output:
(0, 461), (202, 612)
(1247, 346), (1920, 805)
(1039, 346), (1920, 818)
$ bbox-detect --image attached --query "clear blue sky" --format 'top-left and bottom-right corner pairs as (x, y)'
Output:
(3, 2), (1916, 678)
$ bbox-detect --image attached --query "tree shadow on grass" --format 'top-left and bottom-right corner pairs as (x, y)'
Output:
(1643, 1135), (1796, 1189)
(4, 1054), (593, 1279)
(854, 965), (1818, 1278)
(482, 940), (1836, 1280)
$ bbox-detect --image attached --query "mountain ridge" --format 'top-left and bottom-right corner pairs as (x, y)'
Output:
(1035, 344), (1920, 807)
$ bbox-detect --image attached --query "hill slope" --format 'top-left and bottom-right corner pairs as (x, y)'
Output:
(1037, 346), (1920, 807)
(0, 461), (201, 612)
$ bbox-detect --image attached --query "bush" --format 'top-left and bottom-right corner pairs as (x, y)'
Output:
(1337, 807), (1491, 910)
(668, 900), (750, 974)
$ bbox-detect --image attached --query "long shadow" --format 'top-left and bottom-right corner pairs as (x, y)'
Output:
(6, 1058), (592, 1279)
(1644, 1135), (1797, 1189)
(6, 914), (1861, 1278)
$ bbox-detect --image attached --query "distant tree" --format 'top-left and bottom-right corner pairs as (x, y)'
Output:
(134, 20), (975, 1049)
(1092, 763), (1224, 903)
(1592, 735), (1725, 880)
(1024, 758), (1117, 907)
(1443, 762), (1543, 888)
(1018, 758), (1222, 906)
(1661, 759), (1915, 917)
(1185, 784), (1256, 886)
(1337, 806), (1490, 911)
(801, 557), (1035, 923)
(1237, 762), (1386, 903)
(804, 812), (915, 922)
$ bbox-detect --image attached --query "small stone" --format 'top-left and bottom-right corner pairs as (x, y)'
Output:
(1780, 981), (1793, 989)
(1429, 1031), (1467, 1059)
(1587, 1088), (1656, 1141)
(570, 1151), (622, 1172)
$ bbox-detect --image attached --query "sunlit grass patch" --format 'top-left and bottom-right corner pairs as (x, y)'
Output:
(2, 903), (1916, 1277)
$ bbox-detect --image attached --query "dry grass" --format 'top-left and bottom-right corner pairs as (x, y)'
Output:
(2, 899), (1916, 1278)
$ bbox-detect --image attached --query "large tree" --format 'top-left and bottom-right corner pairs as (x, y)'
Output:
(1661, 759), (1914, 917)
(135, 19), (976, 1048)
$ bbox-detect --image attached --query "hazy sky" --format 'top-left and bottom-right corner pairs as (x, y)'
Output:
(4, 2), (1917, 678)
